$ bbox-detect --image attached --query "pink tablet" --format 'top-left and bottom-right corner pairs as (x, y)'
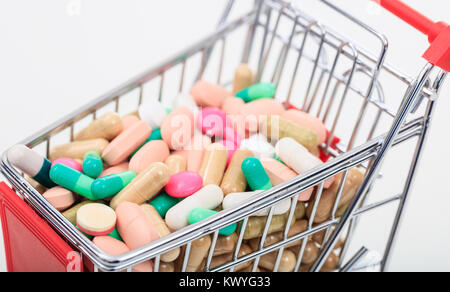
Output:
(130, 140), (170, 173)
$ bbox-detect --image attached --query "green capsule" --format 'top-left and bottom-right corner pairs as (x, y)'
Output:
(91, 171), (137, 199)
(83, 151), (103, 178)
(150, 192), (180, 218)
(108, 228), (123, 241)
(130, 129), (163, 158)
(241, 157), (273, 191)
(235, 83), (276, 103)
(50, 164), (96, 200)
(188, 208), (237, 236)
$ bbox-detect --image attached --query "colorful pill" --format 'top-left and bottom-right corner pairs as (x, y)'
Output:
(76, 203), (116, 236)
(130, 129), (163, 158)
(42, 187), (77, 211)
(149, 192), (180, 218)
(282, 109), (327, 144)
(161, 107), (195, 150)
(220, 149), (253, 196)
(62, 200), (98, 226)
(99, 162), (129, 178)
(138, 99), (168, 129)
(107, 228), (123, 241)
(8, 145), (56, 188)
(186, 134), (211, 173)
(51, 158), (83, 173)
(82, 151), (103, 178)
(188, 208), (237, 236)
(121, 115), (140, 130)
(91, 171), (137, 199)
(165, 155), (187, 175)
(165, 172), (203, 198)
(191, 80), (230, 108)
(50, 164), (96, 200)
(197, 107), (229, 138)
(130, 140), (170, 174)
(233, 64), (254, 94)
(74, 113), (123, 141)
(49, 139), (109, 161)
(241, 157), (273, 191)
(199, 143), (228, 186)
(220, 140), (238, 166)
(236, 82), (276, 103)
(222, 191), (291, 217)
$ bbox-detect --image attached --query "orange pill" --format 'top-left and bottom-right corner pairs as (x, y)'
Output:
(121, 115), (141, 130)
(99, 162), (129, 178)
(130, 140), (170, 174)
(199, 143), (228, 186)
(161, 107), (195, 150)
(102, 120), (152, 166)
(191, 80), (230, 108)
(222, 96), (245, 115)
(241, 99), (285, 132)
(261, 158), (314, 201)
(186, 135), (212, 173)
(42, 187), (77, 211)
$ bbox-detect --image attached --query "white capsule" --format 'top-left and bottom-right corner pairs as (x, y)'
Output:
(276, 137), (322, 174)
(223, 191), (291, 217)
(138, 99), (168, 129)
(165, 184), (224, 231)
(240, 134), (275, 159)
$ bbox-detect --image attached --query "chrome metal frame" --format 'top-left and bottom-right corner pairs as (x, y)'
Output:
(0, 0), (446, 272)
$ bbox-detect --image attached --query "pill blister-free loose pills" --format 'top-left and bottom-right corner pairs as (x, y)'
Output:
(191, 80), (230, 108)
(233, 64), (254, 94)
(149, 192), (180, 218)
(241, 157), (273, 191)
(138, 100), (168, 129)
(130, 140), (170, 173)
(236, 83), (276, 103)
(220, 148), (253, 196)
(198, 143), (228, 186)
(42, 187), (77, 211)
(188, 208), (237, 236)
(82, 151), (103, 178)
(75, 113), (123, 142)
(51, 158), (83, 173)
(91, 171), (137, 199)
(50, 164), (96, 200)
(76, 203), (116, 236)
(161, 107), (195, 150)
(222, 191), (291, 217)
(165, 171), (203, 198)
(50, 139), (109, 161)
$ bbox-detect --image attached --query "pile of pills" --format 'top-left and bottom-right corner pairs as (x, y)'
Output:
(7, 64), (364, 272)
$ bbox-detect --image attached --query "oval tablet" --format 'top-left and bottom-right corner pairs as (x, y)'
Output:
(121, 115), (140, 130)
(129, 140), (170, 174)
(99, 162), (129, 178)
(220, 149), (253, 196)
(282, 109), (327, 144)
(165, 172), (203, 198)
(241, 99), (285, 132)
(186, 135), (211, 173)
(161, 107), (195, 150)
(42, 187), (77, 211)
(77, 203), (116, 236)
(222, 96), (245, 115)
(191, 80), (230, 108)
(51, 158), (83, 173)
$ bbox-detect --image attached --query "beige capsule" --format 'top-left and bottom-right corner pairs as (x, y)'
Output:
(165, 155), (187, 175)
(213, 233), (238, 256)
(220, 149), (253, 196)
(233, 64), (254, 94)
(110, 162), (170, 209)
(321, 252), (339, 272)
(259, 250), (296, 272)
(159, 261), (175, 273)
(261, 116), (319, 151)
(207, 244), (253, 272)
(243, 212), (295, 240)
(248, 220), (308, 250)
(306, 168), (365, 224)
(74, 113), (123, 142)
(186, 235), (212, 272)
(140, 205), (180, 262)
(199, 143), (228, 186)
(290, 241), (320, 265)
(49, 139), (109, 161)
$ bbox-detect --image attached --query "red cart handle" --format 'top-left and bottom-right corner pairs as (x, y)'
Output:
(374, 0), (450, 72)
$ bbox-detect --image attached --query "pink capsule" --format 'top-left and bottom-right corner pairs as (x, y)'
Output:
(51, 158), (83, 173)
(165, 172), (203, 198)
(197, 108), (230, 138)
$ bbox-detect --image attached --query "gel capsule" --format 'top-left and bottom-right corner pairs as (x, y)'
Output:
(76, 203), (116, 236)
(91, 171), (137, 199)
(74, 113), (123, 141)
(188, 208), (237, 236)
(222, 191), (291, 217)
(149, 192), (180, 218)
(82, 151), (103, 178)
(50, 164), (96, 200)
(220, 149), (253, 196)
(235, 82), (276, 103)
(165, 155), (187, 175)
(8, 145), (56, 188)
(241, 157), (273, 191)
(233, 64), (254, 94)
(199, 143), (228, 186)
(50, 139), (109, 161)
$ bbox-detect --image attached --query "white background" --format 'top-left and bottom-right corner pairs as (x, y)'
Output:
(0, 0), (449, 272)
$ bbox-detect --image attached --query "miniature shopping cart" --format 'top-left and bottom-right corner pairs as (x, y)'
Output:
(1, 0), (448, 272)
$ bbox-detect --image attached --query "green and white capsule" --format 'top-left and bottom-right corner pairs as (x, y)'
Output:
(188, 208), (237, 236)
(241, 157), (273, 191)
(91, 171), (137, 199)
(50, 164), (96, 200)
(83, 151), (103, 178)
(7, 145), (56, 188)
(235, 83), (276, 103)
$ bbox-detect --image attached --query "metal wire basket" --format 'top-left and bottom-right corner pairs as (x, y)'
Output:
(0, 0), (447, 272)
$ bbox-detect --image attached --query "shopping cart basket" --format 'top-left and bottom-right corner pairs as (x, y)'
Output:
(1, 0), (448, 272)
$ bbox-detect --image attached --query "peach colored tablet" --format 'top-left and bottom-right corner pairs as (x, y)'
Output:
(191, 80), (230, 108)
(161, 107), (194, 150)
(99, 162), (130, 178)
(116, 202), (159, 250)
(102, 121), (152, 166)
(130, 140), (170, 174)
(241, 99), (285, 132)
(222, 96), (245, 115)
(42, 187), (77, 211)
(261, 158), (313, 201)
(77, 203), (117, 236)
(282, 109), (327, 144)
(121, 115), (141, 130)
(186, 135), (212, 173)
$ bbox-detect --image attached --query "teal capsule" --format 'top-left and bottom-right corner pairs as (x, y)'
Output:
(91, 171), (137, 199)
(235, 83), (276, 103)
(108, 228), (123, 241)
(83, 151), (103, 178)
(188, 208), (237, 236)
(130, 129), (163, 158)
(50, 164), (96, 200)
(150, 192), (180, 218)
(241, 157), (273, 191)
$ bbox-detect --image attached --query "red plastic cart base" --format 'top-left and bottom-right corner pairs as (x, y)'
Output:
(0, 182), (83, 272)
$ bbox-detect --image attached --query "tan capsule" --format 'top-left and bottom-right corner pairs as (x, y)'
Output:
(295, 202), (306, 220)
(62, 200), (99, 226)
(233, 64), (254, 94)
(50, 139), (109, 161)
(220, 149), (253, 196)
(249, 220), (308, 250)
(165, 155), (187, 175)
(321, 252), (339, 272)
(186, 235), (212, 272)
(240, 266), (261, 272)
(199, 143), (228, 186)
(140, 205), (180, 262)
(306, 168), (365, 223)
(159, 261), (175, 273)
(74, 113), (123, 142)
(261, 116), (319, 151)
(209, 244), (253, 272)
(290, 241), (319, 265)
(110, 162), (170, 209)
(26, 177), (47, 194)
(244, 213), (295, 240)
(259, 250), (296, 272)
(213, 233), (238, 256)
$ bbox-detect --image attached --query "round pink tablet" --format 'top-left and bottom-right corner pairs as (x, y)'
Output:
(222, 96), (245, 115)
(161, 107), (194, 150)
(77, 203), (117, 236)
(122, 115), (140, 130)
(43, 187), (77, 211)
(261, 158), (314, 201)
(51, 158), (83, 172)
(102, 120), (152, 166)
(130, 140), (170, 174)
(282, 109), (327, 144)
(99, 162), (129, 178)
(116, 202), (159, 250)
(241, 99), (285, 132)
(191, 80), (230, 108)
(197, 108), (228, 137)
(165, 172), (203, 198)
